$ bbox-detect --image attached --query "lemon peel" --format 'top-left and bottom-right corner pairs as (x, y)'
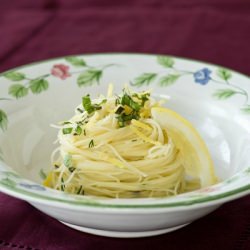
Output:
(151, 107), (217, 187)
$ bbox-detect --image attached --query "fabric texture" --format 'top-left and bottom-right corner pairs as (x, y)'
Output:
(0, 0), (250, 249)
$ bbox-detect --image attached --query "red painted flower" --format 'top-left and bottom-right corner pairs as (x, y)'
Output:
(51, 64), (71, 80)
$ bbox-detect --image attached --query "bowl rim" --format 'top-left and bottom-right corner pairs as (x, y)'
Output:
(0, 52), (250, 210)
(0, 52), (249, 79)
(0, 176), (250, 211)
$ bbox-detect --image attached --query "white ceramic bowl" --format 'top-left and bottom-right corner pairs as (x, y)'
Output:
(0, 53), (250, 238)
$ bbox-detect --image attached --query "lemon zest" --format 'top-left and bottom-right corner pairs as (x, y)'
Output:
(43, 172), (53, 187)
(131, 119), (152, 131)
(98, 152), (126, 169)
(124, 105), (133, 115)
(130, 126), (161, 145)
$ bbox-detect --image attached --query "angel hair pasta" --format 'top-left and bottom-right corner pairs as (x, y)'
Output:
(44, 85), (217, 198)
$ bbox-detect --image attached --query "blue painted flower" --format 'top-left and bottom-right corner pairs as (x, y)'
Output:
(19, 183), (46, 191)
(193, 68), (212, 85)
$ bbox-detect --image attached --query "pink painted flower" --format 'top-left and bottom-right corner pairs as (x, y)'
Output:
(51, 64), (71, 80)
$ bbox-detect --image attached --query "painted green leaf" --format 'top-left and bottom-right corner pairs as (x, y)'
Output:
(0, 98), (11, 101)
(225, 175), (239, 184)
(77, 70), (102, 86)
(132, 73), (157, 86)
(8, 84), (29, 98)
(241, 105), (250, 114)
(4, 171), (20, 178)
(3, 71), (26, 81)
(157, 56), (174, 68)
(29, 79), (49, 94)
(213, 89), (237, 99)
(39, 169), (47, 180)
(217, 68), (232, 81)
(65, 57), (86, 67)
(0, 147), (4, 161)
(0, 178), (16, 188)
(159, 74), (180, 86)
(0, 109), (8, 131)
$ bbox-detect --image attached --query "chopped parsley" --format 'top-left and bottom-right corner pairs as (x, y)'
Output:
(121, 93), (141, 111)
(61, 177), (65, 191)
(61, 90), (150, 134)
(62, 121), (72, 125)
(68, 167), (76, 173)
(77, 108), (84, 113)
(115, 106), (125, 114)
(62, 119), (87, 136)
(82, 94), (102, 114)
(88, 139), (95, 148)
(39, 169), (47, 180)
(62, 127), (73, 134)
(133, 92), (150, 106)
(76, 185), (84, 195)
(74, 126), (82, 135)
(115, 97), (120, 106)
(63, 155), (76, 173)
(115, 90), (150, 127)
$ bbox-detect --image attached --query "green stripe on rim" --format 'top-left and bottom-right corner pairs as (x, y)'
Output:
(0, 180), (249, 209)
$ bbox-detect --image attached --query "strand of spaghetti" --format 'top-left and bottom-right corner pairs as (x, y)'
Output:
(105, 143), (147, 177)
(145, 118), (165, 143)
(50, 147), (61, 164)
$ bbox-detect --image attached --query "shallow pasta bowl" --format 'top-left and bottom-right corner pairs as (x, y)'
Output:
(0, 53), (250, 238)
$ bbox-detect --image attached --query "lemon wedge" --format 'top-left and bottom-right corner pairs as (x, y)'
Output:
(151, 107), (217, 188)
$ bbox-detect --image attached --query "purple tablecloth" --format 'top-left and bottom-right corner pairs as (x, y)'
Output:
(0, 1), (250, 249)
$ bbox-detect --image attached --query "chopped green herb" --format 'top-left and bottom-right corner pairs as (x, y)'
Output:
(68, 167), (76, 173)
(39, 169), (47, 180)
(121, 93), (141, 111)
(54, 164), (59, 168)
(115, 90), (150, 127)
(77, 108), (84, 113)
(89, 139), (95, 148)
(140, 93), (150, 106)
(63, 122), (84, 136)
(62, 121), (72, 125)
(116, 112), (140, 127)
(76, 185), (84, 195)
(82, 94), (102, 114)
(100, 99), (107, 104)
(132, 92), (150, 106)
(64, 154), (73, 168)
(83, 129), (86, 136)
(115, 106), (125, 114)
(75, 125), (82, 135)
(61, 177), (65, 191)
(115, 97), (120, 106)
(76, 120), (84, 126)
(82, 94), (93, 114)
(62, 127), (73, 134)
(118, 120), (125, 127)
